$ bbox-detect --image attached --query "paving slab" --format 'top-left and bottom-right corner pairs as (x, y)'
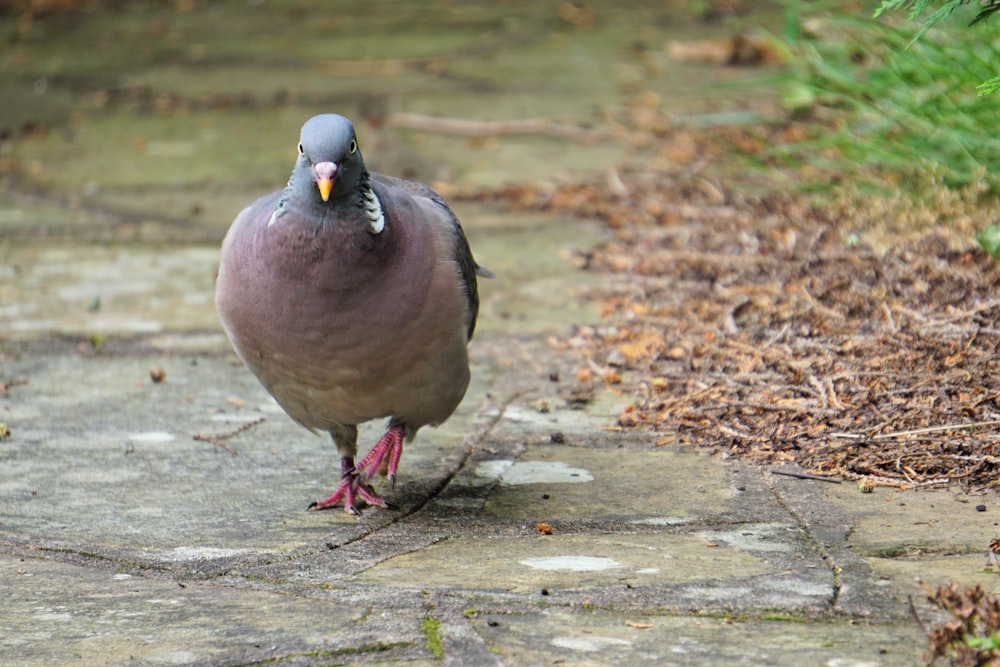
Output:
(471, 611), (923, 667)
(1, 556), (425, 667)
(0, 335), (943, 666)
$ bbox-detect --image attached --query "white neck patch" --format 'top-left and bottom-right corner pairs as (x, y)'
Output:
(267, 203), (285, 227)
(362, 187), (385, 235)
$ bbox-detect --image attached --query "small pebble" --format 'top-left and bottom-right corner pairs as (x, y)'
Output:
(150, 366), (166, 383)
(550, 432), (565, 444)
(977, 504), (987, 512)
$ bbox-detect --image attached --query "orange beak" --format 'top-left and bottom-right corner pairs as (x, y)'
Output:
(317, 177), (333, 202)
(312, 161), (338, 202)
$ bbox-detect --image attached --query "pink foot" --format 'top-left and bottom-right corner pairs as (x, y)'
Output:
(308, 457), (392, 515)
(354, 424), (405, 487)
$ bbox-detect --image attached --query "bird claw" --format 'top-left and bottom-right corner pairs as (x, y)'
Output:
(309, 427), (405, 514)
(308, 466), (392, 515)
(355, 425), (405, 482)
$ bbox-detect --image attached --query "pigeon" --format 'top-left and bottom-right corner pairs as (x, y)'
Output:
(216, 113), (491, 514)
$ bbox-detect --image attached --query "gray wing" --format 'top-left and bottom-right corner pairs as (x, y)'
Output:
(373, 173), (493, 340)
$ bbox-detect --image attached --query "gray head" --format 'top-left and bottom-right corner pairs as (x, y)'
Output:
(292, 114), (367, 204)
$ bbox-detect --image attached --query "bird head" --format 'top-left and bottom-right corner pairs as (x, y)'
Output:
(295, 114), (365, 203)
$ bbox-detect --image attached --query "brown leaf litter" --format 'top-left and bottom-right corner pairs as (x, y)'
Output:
(469, 161), (1000, 492)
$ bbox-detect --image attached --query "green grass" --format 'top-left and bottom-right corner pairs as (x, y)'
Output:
(765, 2), (1000, 196)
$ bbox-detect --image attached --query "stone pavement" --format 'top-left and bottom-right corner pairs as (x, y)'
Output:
(0, 326), (936, 667)
(4, 206), (999, 665)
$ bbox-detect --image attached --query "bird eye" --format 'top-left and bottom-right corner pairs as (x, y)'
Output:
(349, 140), (357, 154)
(297, 142), (304, 156)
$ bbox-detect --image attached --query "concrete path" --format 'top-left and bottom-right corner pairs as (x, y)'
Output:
(2, 3), (999, 665)
(1, 324), (954, 667)
(5, 209), (993, 665)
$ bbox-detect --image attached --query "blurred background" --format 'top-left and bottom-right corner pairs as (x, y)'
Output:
(0, 0), (998, 338)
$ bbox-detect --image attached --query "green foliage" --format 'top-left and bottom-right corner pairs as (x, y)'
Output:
(873, 0), (1000, 91)
(875, 0), (966, 41)
(970, 2), (1000, 25)
(875, 0), (1000, 37)
(967, 632), (1000, 650)
(976, 224), (1000, 258)
(977, 75), (1000, 95)
(772, 5), (1000, 195)
(857, 1), (1000, 255)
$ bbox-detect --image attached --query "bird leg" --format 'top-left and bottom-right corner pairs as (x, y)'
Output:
(354, 424), (405, 487)
(308, 455), (391, 515)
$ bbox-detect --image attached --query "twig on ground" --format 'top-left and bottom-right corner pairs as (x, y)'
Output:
(770, 468), (842, 483)
(386, 111), (612, 143)
(192, 417), (266, 457)
(830, 420), (1000, 441)
(908, 594), (929, 638)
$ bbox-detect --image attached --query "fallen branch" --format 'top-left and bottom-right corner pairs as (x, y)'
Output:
(830, 419), (1000, 441)
(908, 594), (929, 638)
(770, 468), (842, 483)
(385, 111), (610, 143)
(192, 417), (266, 457)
